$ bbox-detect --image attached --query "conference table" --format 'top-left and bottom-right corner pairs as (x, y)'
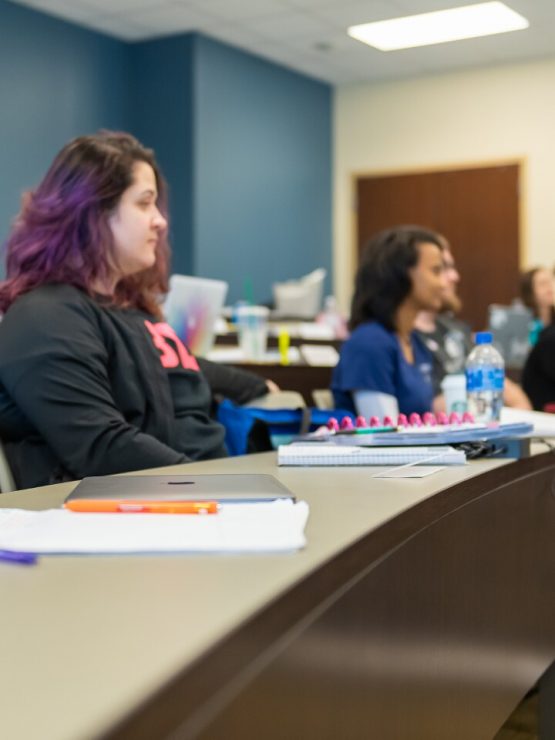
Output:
(2, 448), (555, 739)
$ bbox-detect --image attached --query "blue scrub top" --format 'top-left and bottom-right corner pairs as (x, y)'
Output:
(331, 321), (434, 416)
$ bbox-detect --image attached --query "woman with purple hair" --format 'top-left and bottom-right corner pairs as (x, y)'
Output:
(0, 131), (267, 488)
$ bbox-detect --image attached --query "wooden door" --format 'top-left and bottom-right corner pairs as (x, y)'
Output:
(356, 164), (521, 330)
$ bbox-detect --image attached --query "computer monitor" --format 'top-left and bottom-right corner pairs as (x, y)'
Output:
(487, 303), (533, 369)
(163, 274), (228, 357)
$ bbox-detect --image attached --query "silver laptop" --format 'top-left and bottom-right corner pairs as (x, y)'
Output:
(487, 303), (533, 369)
(65, 474), (295, 504)
(163, 274), (228, 357)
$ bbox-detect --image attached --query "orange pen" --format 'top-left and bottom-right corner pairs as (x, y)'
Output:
(64, 500), (219, 514)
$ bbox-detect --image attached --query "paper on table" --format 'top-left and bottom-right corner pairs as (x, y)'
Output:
(0, 500), (309, 554)
(500, 406), (555, 438)
(206, 347), (301, 364)
(298, 323), (335, 341)
(373, 466), (445, 479)
(300, 344), (339, 367)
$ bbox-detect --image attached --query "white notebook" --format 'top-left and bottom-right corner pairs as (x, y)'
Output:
(278, 444), (465, 467)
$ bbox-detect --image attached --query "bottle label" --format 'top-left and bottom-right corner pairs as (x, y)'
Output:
(465, 367), (505, 392)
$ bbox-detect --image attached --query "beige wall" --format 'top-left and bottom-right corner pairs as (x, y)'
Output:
(334, 58), (555, 311)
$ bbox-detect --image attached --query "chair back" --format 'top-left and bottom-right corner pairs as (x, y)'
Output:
(0, 440), (16, 493)
(312, 388), (334, 410)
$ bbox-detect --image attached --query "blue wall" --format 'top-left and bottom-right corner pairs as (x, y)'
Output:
(0, 0), (130, 245)
(128, 36), (195, 276)
(194, 36), (332, 304)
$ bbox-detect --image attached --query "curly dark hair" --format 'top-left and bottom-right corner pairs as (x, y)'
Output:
(349, 225), (444, 332)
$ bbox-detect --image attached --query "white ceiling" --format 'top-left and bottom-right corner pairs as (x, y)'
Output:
(10, 0), (555, 84)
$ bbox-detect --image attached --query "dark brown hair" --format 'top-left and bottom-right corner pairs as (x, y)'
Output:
(350, 225), (444, 331)
(520, 267), (555, 323)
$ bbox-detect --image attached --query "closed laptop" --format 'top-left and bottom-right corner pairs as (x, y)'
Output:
(65, 474), (295, 504)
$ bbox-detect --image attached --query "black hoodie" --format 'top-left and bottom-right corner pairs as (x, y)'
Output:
(0, 283), (265, 489)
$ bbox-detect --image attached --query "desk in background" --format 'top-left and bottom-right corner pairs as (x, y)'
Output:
(2, 451), (555, 739)
(211, 329), (340, 405)
(227, 360), (333, 406)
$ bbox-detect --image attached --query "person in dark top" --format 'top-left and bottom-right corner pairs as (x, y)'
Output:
(417, 313), (472, 391)
(520, 267), (555, 344)
(522, 325), (555, 410)
(331, 225), (445, 418)
(415, 244), (531, 409)
(0, 131), (269, 489)
(414, 244), (472, 394)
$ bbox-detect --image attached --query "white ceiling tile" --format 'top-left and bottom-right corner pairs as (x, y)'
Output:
(79, 0), (160, 13)
(313, 0), (403, 27)
(243, 10), (335, 39)
(393, 0), (474, 11)
(510, 0), (555, 22)
(283, 0), (371, 8)
(187, 0), (289, 21)
(281, 30), (363, 58)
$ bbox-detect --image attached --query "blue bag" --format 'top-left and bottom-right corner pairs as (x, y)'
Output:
(217, 398), (355, 456)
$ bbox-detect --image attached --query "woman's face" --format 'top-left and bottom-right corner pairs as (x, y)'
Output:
(532, 268), (554, 309)
(108, 161), (167, 280)
(408, 242), (446, 312)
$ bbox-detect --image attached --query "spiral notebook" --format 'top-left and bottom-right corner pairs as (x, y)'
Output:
(278, 444), (465, 467)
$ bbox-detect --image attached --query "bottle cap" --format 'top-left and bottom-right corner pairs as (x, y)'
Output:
(475, 331), (493, 345)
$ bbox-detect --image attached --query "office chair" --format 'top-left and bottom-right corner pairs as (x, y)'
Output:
(312, 388), (334, 410)
(243, 390), (306, 409)
(0, 440), (16, 493)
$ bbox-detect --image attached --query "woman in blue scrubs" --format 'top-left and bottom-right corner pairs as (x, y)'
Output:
(332, 226), (446, 419)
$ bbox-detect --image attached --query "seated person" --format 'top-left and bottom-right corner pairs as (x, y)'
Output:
(520, 267), (555, 344)
(415, 242), (531, 410)
(0, 131), (271, 489)
(414, 240), (472, 389)
(521, 325), (555, 410)
(331, 225), (445, 418)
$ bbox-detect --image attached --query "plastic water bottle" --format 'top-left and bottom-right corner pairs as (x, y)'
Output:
(465, 332), (505, 423)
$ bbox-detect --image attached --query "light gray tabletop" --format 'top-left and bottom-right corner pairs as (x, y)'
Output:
(0, 451), (511, 740)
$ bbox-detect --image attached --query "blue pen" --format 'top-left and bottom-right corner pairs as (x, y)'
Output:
(0, 549), (38, 566)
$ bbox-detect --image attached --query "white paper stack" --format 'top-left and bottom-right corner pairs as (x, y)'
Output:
(0, 500), (309, 554)
(500, 406), (555, 438)
(300, 344), (339, 367)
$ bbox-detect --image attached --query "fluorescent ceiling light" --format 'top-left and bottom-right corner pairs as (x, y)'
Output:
(348, 2), (529, 51)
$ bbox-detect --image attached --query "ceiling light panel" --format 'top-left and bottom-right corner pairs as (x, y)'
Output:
(348, 2), (529, 51)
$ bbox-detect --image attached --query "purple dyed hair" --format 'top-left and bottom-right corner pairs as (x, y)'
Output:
(0, 130), (170, 317)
